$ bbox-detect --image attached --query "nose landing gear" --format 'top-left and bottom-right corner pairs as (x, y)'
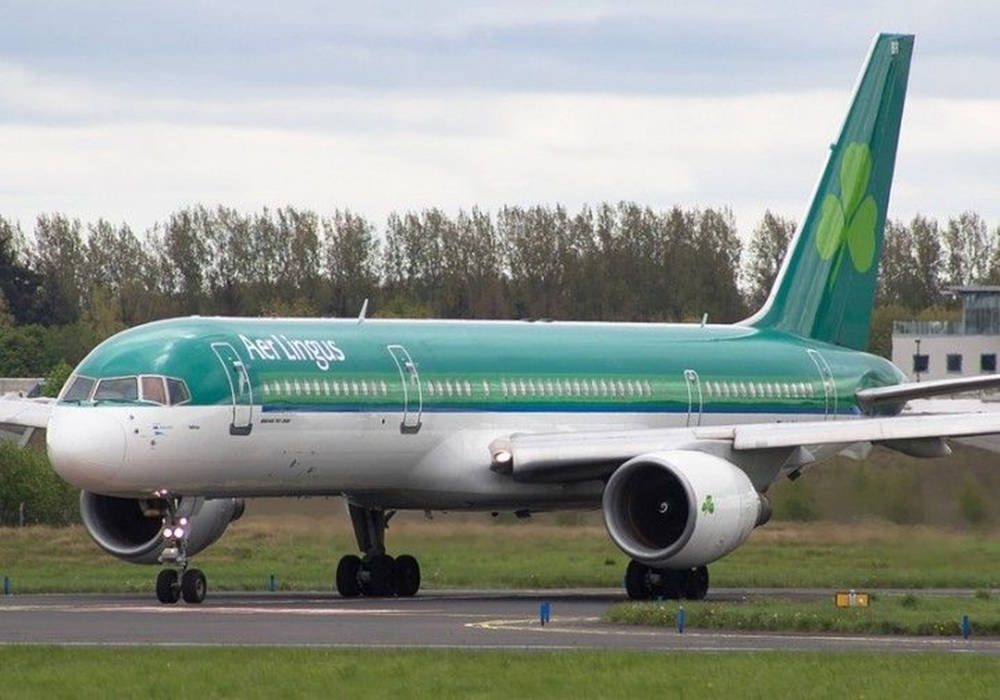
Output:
(335, 504), (422, 598)
(154, 499), (207, 604)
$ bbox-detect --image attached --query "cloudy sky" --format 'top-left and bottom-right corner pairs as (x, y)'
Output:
(1, 1), (997, 237)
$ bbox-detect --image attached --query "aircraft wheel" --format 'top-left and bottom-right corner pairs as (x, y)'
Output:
(683, 566), (709, 600)
(336, 555), (362, 597)
(653, 569), (684, 600)
(393, 554), (421, 597)
(360, 554), (395, 597)
(181, 568), (207, 604)
(624, 560), (652, 600)
(156, 569), (180, 604)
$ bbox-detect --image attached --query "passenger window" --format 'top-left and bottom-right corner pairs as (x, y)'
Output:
(482, 380), (490, 396)
(140, 377), (167, 404)
(63, 375), (95, 401)
(94, 377), (138, 401)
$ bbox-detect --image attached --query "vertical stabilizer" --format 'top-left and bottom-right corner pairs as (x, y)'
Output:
(744, 34), (913, 350)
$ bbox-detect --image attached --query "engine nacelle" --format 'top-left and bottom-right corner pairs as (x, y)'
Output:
(602, 450), (762, 569)
(79, 491), (244, 565)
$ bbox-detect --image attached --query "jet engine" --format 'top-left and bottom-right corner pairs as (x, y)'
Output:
(79, 491), (244, 565)
(602, 450), (764, 569)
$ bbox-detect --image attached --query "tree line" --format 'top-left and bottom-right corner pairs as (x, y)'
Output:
(1, 205), (997, 379)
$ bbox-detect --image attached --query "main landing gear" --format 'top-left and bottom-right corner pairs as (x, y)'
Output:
(624, 560), (709, 601)
(154, 499), (207, 605)
(335, 504), (421, 598)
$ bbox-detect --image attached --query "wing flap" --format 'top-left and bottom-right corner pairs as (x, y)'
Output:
(493, 413), (1000, 483)
(731, 412), (1000, 449)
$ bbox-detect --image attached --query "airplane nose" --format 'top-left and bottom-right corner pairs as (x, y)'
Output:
(47, 408), (126, 491)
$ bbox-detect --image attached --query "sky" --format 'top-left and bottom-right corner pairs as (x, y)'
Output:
(0, 1), (998, 238)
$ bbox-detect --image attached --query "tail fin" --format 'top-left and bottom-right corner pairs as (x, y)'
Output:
(744, 33), (913, 350)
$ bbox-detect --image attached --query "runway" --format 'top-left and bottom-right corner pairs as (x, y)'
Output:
(1, 589), (996, 654)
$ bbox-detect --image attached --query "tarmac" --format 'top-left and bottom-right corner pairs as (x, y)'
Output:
(1, 588), (996, 654)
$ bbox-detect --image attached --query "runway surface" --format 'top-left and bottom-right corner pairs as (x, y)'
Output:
(1, 589), (996, 654)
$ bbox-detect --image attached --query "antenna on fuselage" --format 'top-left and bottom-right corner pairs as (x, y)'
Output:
(357, 298), (369, 325)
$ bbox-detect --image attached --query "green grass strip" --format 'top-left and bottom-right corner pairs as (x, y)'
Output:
(605, 593), (1000, 636)
(2, 521), (1000, 593)
(1, 647), (999, 699)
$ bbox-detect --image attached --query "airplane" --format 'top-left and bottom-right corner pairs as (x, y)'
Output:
(9, 32), (1000, 605)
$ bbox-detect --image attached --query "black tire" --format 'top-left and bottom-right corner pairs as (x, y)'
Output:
(156, 569), (180, 604)
(336, 555), (362, 597)
(683, 566), (710, 600)
(181, 568), (207, 604)
(360, 554), (395, 597)
(624, 560), (651, 600)
(652, 569), (684, 600)
(393, 554), (421, 597)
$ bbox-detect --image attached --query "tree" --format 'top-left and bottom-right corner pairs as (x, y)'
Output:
(877, 216), (943, 310)
(744, 211), (795, 310)
(30, 214), (85, 324)
(943, 211), (992, 286)
(325, 210), (381, 317)
(0, 217), (45, 324)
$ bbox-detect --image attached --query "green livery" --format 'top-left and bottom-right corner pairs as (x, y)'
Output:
(747, 34), (912, 351)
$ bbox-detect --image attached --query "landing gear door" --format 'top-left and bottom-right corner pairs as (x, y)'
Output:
(806, 349), (837, 420)
(387, 344), (422, 434)
(684, 369), (703, 427)
(211, 342), (253, 436)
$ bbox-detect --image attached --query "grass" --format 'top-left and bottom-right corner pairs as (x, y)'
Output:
(1, 515), (999, 593)
(606, 593), (1000, 636)
(2, 647), (999, 699)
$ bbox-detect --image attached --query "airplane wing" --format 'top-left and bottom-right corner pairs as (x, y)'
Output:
(490, 411), (1000, 482)
(855, 374), (1000, 409)
(0, 396), (55, 430)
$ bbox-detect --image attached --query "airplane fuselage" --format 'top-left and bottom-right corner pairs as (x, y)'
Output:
(47, 316), (905, 508)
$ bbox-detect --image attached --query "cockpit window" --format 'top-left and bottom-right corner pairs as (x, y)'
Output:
(141, 376), (167, 404)
(93, 377), (139, 402)
(63, 375), (95, 401)
(166, 378), (191, 405)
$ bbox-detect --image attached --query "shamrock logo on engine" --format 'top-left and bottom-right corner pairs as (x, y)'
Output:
(701, 495), (715, 515)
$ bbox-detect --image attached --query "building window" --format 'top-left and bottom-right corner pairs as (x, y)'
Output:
(913, 354), (929, 373)
(946, 354), (962, 373)
(982, 354), (997, 372)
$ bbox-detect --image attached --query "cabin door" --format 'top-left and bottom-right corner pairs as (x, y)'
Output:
(387, 344), (423, 434)
(684, 368), (703, 427)
(211, 342), (253, 435)
(806, 349), (837, 420)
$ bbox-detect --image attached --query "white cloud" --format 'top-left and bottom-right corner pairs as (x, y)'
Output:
(0, 76), (997, 238)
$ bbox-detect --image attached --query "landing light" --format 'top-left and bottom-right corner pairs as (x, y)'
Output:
(163, 527), (173, 538)
(179, 517), (189, 526)
(173, 527), (185, 538)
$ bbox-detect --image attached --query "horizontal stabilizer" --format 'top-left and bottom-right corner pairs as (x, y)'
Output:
(856, 374), (1000, 408)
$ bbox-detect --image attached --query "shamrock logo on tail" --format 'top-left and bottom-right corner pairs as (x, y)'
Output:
(701, 495), (715, 515)
(814, 142), (879, 286)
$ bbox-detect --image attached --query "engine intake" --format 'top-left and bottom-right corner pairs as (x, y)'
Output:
(80, 491), (243, 565)
(602, 450), (762, 568)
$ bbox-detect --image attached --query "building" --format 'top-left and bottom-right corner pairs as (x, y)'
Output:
(892, 286), (1000, 382)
